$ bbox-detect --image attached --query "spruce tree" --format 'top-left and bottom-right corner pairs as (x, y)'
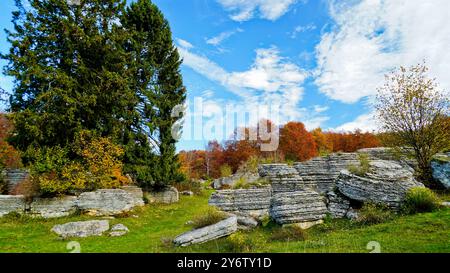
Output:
(2, 0), (137, 152)
(122, 0), (186, 189)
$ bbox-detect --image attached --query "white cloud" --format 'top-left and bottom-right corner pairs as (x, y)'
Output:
(216, 0), (298, 22)
(206, 28), (243, 46)
(334, 112), (378, 132)
(313, 105), (329, 113)
(177, 39), (194, 49)
(177, 42), (310, 124)
(315, 0), (450, 104)
(290, 23), (316, 39)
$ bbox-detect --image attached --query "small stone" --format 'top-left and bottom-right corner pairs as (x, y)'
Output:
(181, 191), (194, 196)
(185, 220), (194, 225)
(345, 208), (359, 220)
(109, 223), (129, 237)
(51, 220), (109, 238)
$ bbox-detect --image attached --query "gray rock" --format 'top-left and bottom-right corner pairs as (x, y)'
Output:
(212, 173), (260, 190)
(173, 216), (238, 246)
(270, 190), (328, 225)
(30, 196), (78, 218)
(51, 220), (110, 238)
(258, 164), (306, 193)
(345, 208), (359, 220)
(77, 188), (144, 216)
(235, 214), (258, 229)
(109, 223), (129, 237)
(326, 191), (351, 218)
(181, 191), (194, 196)
(336, 160), (424, 209)
(145, 187), (179, 204)
(209, 187), (272, 219)
(431, 154), (450, 189)
(0, 195), (26, 217)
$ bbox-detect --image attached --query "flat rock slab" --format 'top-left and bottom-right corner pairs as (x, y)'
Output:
(51, 220), (110, 238)
(145, 187), (179, 204)
(0, 195), (26, 217)
(270, 190), (328, 225)
(30, 196), (78, 218)
(336, 160), (424, 209)
(173, 216), (238, 247)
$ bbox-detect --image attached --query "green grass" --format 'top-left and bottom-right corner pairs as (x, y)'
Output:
(0, 190), (449, 253)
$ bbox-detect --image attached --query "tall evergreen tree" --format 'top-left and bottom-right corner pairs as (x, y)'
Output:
(122, 0), (186, 189)
(2, 0), (137, 152)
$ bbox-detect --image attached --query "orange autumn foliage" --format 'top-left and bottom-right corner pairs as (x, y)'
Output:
(0, 113), (22, 169)
(279, 122), (318, 162)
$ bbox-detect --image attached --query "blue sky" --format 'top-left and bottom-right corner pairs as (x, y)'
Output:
(1, 0), (450, 151)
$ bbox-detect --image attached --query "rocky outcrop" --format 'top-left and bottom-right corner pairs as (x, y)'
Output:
(144, 187), (179, 204)
(336, 160), (424, 209)
(51, 220), (110, 239)
(30, 196), (78, 218)
(0, 195), (26, 217)
(431, 153), (450, 189)
(326, 191), (351, 218)
(212, 173), (260, 190)
(209, 187), (272, 219)
(173, 216), (238, 247)
(269, 190), (328, 225)
(294, 153), (359, 194)
(258, 164), (306, 193)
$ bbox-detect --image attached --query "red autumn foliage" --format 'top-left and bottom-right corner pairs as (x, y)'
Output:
(279, 122), (318, 162)
(0, 113), (22, 169)
(324, 130), (381, 153)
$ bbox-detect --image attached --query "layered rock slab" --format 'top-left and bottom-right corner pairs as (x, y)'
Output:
(51, 220), (110, 238)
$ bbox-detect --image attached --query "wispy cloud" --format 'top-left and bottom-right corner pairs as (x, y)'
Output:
(315, 0), (450, 104)
(216, 0), (298, 22)
(290, 23), (316, 39)
(206, 28), (243, 46)
(176, 38), (194, 49)
(334, 112), (378, 132)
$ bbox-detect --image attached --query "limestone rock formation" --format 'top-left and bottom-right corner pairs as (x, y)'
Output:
(173, 216), (238, 246)
(0, 195), (26, 217)
(209, 187), (272, 219)
(326, 191), (351, 218)
(30, 196), (78, 218)
(212, 173), (260, 190)
(258, 164), (305, 193)
(144, 187), (179, 204)
(294, 153), (359, 194)
(51, 220), (110, 238)
(77, 188), (144, 216)
(269, 190), (328, 225)
(431, 153), (450, 189)
(336, 160), (424, 209)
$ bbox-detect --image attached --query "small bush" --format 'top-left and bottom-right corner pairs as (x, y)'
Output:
(232, 177), (247, 189)
(226, 232), (265, 253)
(269, 225), (308, 242)
(220, 165), (232, 177)
(10, 176), (40, 200)
(348, 153), (370, 176)
(357, 203), (394, 225)
(190, 208), (227, 229)
(402, 187), (441, 214)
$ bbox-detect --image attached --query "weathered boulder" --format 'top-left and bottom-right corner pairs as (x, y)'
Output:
(109, 223), (129, 237)
(144, 187), (179, 204)
(326, 191), (351, 218)
(431, 154), (450, 189)
(259, 164), (305, 193)
(51, 220), (110, 238)
(30, 196), (78, 218)
(173, 216), (238, 246)
(77, 188), (144, 216)
(269, 190), (328, 225)
(294, 153), (359, 194)
(336, 160), (424, 209)
(209, 187), (272, 219)
(0, 195), (26, 217)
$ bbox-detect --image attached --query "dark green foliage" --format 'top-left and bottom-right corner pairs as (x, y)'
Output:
(2, 0), (186, 190)
(122, 0), (186, 189)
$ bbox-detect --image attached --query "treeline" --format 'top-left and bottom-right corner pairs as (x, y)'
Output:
(179, 121), (381, 180)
